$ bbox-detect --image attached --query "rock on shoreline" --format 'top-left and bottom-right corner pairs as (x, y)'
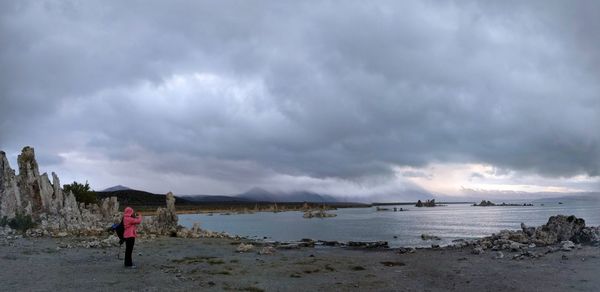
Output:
(465, 215), (600, 256)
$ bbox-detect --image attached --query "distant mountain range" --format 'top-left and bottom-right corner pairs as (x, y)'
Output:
(179, 194), (254, 203)
(99, 185), (479, 204)
(234, 187), (339, 202)
(101, 185), (341, 203)
(100, 185), (132, 192)
(92, 185), (600, 206)
(95, 189), (197, 206)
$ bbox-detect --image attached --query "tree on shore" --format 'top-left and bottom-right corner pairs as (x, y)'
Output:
(63, 181), (97, 204)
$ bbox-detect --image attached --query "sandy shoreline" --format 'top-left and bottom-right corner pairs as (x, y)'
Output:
(1, 235), (598, 291)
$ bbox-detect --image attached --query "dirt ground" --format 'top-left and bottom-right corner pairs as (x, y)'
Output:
(1, 236), (599, 291)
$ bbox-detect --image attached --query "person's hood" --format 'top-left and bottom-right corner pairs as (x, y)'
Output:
(124, 207), (134, 217)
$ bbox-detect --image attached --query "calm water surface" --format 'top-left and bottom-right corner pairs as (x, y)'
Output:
(179, 200), (600, 247)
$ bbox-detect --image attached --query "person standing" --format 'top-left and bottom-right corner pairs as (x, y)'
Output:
(123, 207), (143, 268)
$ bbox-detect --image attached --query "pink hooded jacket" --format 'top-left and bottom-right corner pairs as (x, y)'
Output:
(123, 207), (143, 238)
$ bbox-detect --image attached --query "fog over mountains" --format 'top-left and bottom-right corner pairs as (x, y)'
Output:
(99, 184), (600, 203)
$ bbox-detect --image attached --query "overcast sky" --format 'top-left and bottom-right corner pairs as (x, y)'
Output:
(1, 1), (599, 199)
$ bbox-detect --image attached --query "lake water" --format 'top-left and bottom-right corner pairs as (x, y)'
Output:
(179, 200), (600, 247)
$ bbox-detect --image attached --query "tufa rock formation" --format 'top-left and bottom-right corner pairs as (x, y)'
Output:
(415, 199), (436, 207)
(0, 147), (120, 236)
(473, 200), (533, 207)
(1, 150), (22, 218)
(532, 215), (586, 245)
(303, 209), (337, 218)
(466, 215), (600, 255)
(139, 192), (179, 236)
(1, 147), (217, 240)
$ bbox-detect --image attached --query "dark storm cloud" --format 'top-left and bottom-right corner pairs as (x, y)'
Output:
(1, 0), (599, 193)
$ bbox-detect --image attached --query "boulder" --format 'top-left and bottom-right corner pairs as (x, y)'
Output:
(509, 241), (522, 252)
(397, 247), (416, 254)
(561, 240), (575, 251)
(479, 240), (492, 249)
(236, 243), (254, 252)
(258, 246), (276, 255)
(573, 226), (600, 244)
(317, 240), (341, 247)
(421, 234), (441, 241)
(101, 235), (120, 246)
(521, 222), (536, 237)
(535, 215), (585, 244)
(347, 241), (389, 248)
(472, 246), (484, 255)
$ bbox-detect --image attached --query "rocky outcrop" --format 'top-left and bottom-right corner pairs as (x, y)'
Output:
(473, 200), (533, 207)
(0, 151), (23, 218)
(466, 215), (600, 255)
(532, 215), (585, 245)
(1, 147), (237, 240)
(415, 199), (436, 207)
(16, 146), (43, 215)
(303, 209), (336, 218)
(50, 172), (64, 214)
(139, 192), (179, 235)
(474, 200), (495, 206)
(0, 147), (120, 236)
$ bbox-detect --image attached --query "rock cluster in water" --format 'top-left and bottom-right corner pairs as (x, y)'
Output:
(415, 199), (436, 207)
(303, 209), (337, 219)
(473, 200), (533, 207)
(0, 147), (119, 236)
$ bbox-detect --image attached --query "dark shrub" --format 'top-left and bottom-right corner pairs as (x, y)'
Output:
(8, 213), (36, 232)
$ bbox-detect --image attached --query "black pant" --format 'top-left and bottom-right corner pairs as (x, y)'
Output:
(124, 237), (135, 266)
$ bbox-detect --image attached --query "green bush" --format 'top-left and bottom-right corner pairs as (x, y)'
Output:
(8, 213), (36, 232)
(0, 216), (8, 227)
(63, 181), (97, 204)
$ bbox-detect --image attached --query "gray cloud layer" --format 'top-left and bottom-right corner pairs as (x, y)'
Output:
(1, 1), (599, 194)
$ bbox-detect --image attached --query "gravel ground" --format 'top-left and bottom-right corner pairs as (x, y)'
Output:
(1, 236), (599, 291)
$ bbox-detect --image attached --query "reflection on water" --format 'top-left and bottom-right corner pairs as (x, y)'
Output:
(179, 200), (600, 247)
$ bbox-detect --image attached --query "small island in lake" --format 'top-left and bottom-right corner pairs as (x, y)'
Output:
(415, 199), (437, 207)
(473, 200), (533, 207)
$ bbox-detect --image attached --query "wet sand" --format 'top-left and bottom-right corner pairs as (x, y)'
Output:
(1, 236), (599, 291)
